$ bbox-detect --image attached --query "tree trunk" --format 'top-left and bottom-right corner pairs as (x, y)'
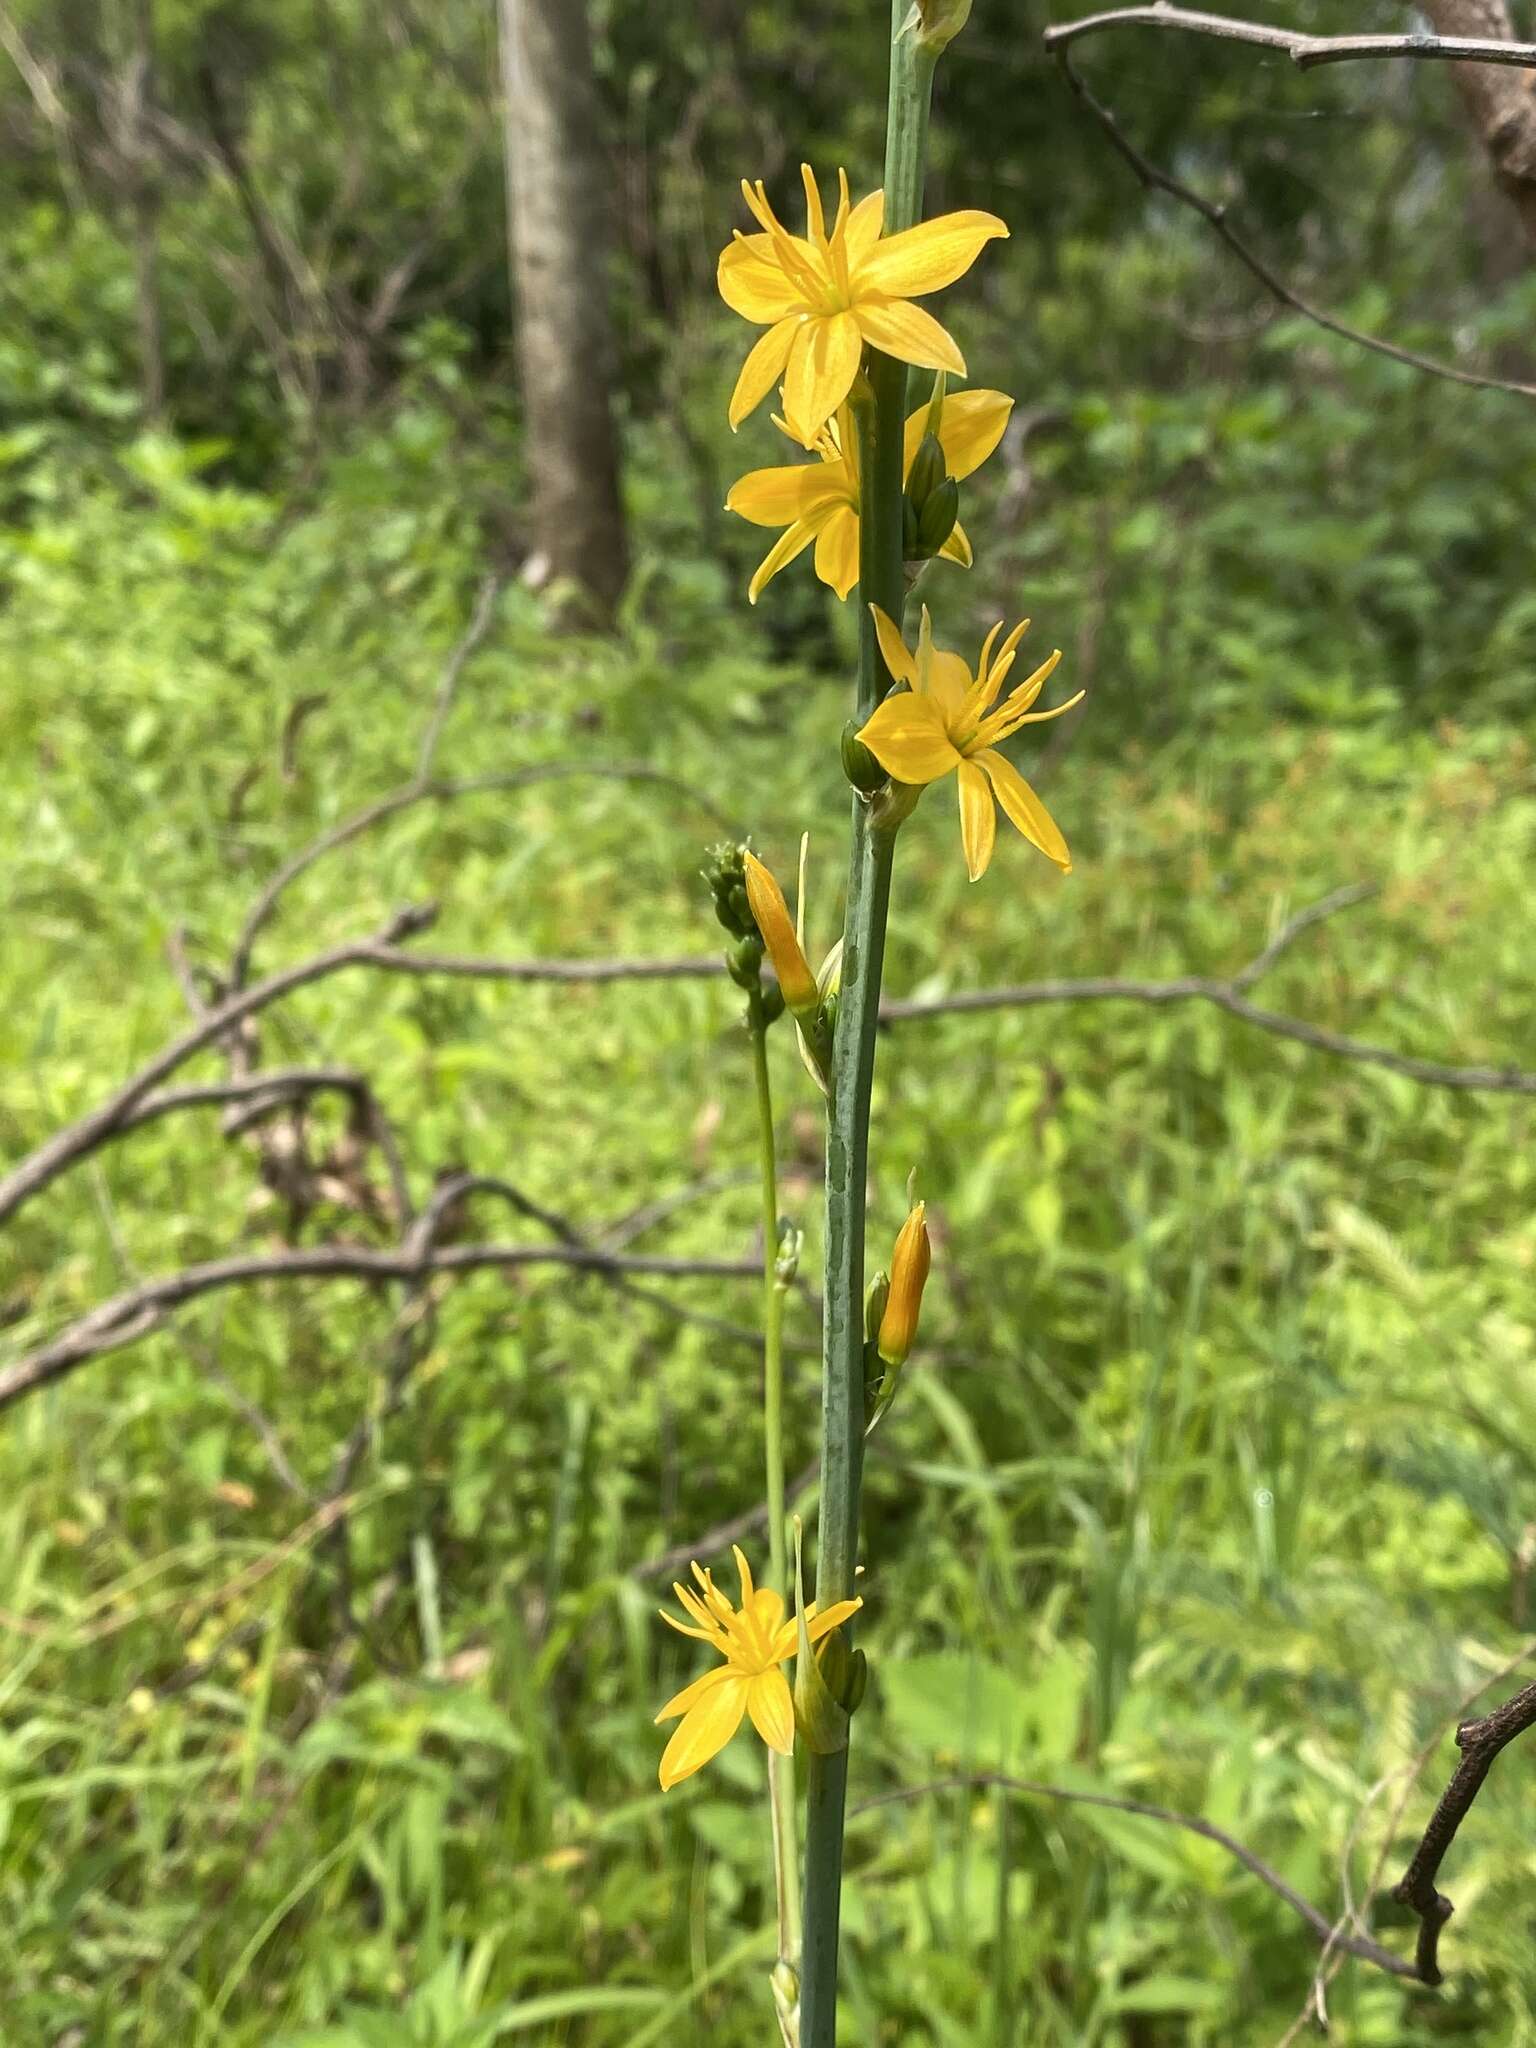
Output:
(1422, 0), (1536, 254)
(498, 0), (629, 624)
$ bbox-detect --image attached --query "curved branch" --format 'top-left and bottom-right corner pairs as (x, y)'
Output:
(884, 977), (1536, 1093)
(0, 1240), (759, 1409)
(7, 886), (1533, 1234)
(1042, 6), (1536, 72)
(1392, 1675), (1536, 1984)
(1045, 43), (1536, 403)
(0, 905), (438, 1230)
(853, 1773), (1422, 1982)
(228, 762), (735, 991)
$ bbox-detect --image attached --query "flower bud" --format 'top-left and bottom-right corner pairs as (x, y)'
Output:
(841, 720), (886, 794)
(876, 1201), (931, 1367)
(743, 851), (819, 1014)
(905, 429), (947, 509)
(915, 474), (959, 556)
(900, 0), (972, 53)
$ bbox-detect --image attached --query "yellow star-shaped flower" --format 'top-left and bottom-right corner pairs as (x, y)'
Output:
(859, 607), (1084, 881)
(718, 164), (1007, 447)
(655, 1545), (861, 1790)
(726, 388), (1013, 603)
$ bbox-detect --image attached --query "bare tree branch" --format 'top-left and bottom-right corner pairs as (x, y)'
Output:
(0, 1240), (759, 1409)
(1042, 6), (1536, 72)
(1045, 41), (1536, 403)
(8, 886), (1533, 1235)
(631, 1459), (819, 1584)
(886, 886), (1536, 1090)
(853, 1772), (1422, 1982)
(359, 944), (721, 986)
(0, 905), (438, 1230)
(227, 762), (732, 993)
(1392, 1675), (1536, 1984)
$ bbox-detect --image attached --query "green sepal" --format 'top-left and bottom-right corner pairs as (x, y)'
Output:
(905, 429), (946, 509)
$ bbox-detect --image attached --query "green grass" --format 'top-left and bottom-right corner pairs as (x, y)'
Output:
(4, 420), (1536, 2046)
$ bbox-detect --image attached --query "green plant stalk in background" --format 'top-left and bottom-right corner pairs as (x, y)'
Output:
(798, 10), (940, 2042)
(746, 989), (802, 1989)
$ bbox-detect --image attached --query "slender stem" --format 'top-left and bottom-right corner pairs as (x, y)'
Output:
(747, 996), (801, 1977)
(750, 1002), (791, 1599)
(799, 12), (938, 2043)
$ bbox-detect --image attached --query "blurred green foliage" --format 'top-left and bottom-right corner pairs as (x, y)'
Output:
(4, 0), (1536, 2042)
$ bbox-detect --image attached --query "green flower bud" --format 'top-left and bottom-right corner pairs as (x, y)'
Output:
(842, 721), (886, 794)
(726, 931), (764, 989)
(899, 0), (972, 54)
(906, 429), (947, 509)
(915, 474), (959, 556)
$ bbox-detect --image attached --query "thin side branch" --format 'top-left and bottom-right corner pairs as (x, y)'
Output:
(0, 1240), (759, 1409)
(1045, 38), (1536, 402)
(1042, 6), (1536, 72)
(1391, 1676), (1536, 1984)
(854, 1773), (1422, 1983)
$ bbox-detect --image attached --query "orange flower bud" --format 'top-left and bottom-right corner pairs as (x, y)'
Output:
(743, 851), (819, 1014)
(876, 1202), (930, 1367)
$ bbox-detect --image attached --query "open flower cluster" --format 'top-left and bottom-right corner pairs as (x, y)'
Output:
(718, 163), (1078, 880)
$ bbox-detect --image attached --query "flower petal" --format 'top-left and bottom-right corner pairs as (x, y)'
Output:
(938, 520), (972, 568)
(732, 1546), (756, 1607)
(973, 650), (1065, 745)
(902, 389), (1014, 484)
(718, 235), (808, 322)
(977, 748), (1071, 872)
(852, 296), (966, 376)
(659, 1607), (724, 1645)
(748, 511), (832, 604)
(658, 1673), (748, 1789)
(727, 462), (848, 528)
(804, 1596), (862, 1644)
(746, 1667), (796, 1755)
(852, 210), (1009, 299)
(783, 312), (864, 447)
(870, 605), (916, 689)
(729, 317), (801, 431)
(957, 758), (996, 882)
(751, 1587), (787, 1640)
(656, 1663), (732, 1725)
(841, 189), (885, 273)
(813, 504), (861, 599)
(857, 692), (963, 785)
(926, 648), (973, 719)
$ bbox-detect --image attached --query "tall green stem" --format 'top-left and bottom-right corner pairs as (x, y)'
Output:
(798, 12), (938, 2044)
(747, 998), (801, 1987)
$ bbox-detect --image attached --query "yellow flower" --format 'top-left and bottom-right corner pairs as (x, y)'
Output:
(743, 849), (818, 1012)
(726, 388), (1013, 604)
(656, 1545), (862, 1790)
(877, 1201), (932, 1367)
(718, 164), (1007, 447)
(858, 607), (1084, 881)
